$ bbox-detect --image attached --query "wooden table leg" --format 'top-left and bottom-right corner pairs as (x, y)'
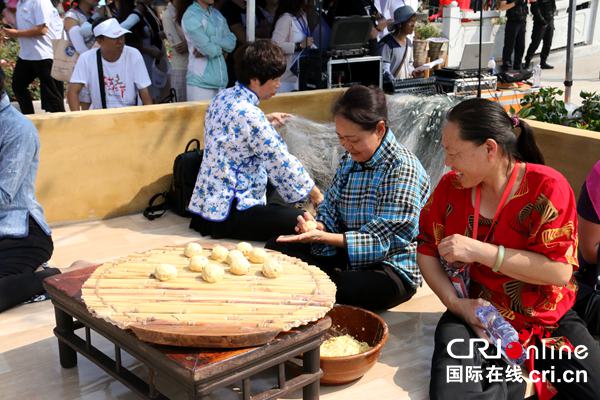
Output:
(54, 307), (78, 368)
(302, 347), (320, 400)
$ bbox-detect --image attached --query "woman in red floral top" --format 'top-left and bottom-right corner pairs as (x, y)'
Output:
(418, 98), (600, 400)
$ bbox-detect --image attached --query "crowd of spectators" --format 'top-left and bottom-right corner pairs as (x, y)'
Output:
(1, 0), (435, 112)
(0, 0), (555, 111)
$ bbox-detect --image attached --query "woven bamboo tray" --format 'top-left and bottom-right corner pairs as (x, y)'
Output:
(82, 242), (337, 348)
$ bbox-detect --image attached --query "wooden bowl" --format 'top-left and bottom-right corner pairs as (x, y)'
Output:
(320, 304), (389, 385)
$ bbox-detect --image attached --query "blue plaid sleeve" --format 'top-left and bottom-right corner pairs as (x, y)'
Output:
(345, 159), (430, 268)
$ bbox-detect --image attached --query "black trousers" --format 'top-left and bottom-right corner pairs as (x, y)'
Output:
(189, 200), (303, 242)
(0, 217), (58, 312)
(573, 272), (600, 337)
(12, 58), (65, 114)
(429, 310), (600, 400)
(265, 240), (416, 311)
(502, 19), (527, 70)
(525, 18), (555, 64)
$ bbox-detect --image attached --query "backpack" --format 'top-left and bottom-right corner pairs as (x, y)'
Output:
(143, 139), (203, 220)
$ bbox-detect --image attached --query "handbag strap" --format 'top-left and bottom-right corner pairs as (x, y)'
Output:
(143, 192), (168, 220)
(393, 41), (410, 79)
(96, 49), (107, 109)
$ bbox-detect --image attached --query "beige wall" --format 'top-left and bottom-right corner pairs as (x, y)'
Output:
(31, 89), (343, 224)
(29, 91), (599, 224)
(526, 120), (600, 198)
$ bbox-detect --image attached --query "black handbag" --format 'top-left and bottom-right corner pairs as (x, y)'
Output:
(143, 139), (203, 220)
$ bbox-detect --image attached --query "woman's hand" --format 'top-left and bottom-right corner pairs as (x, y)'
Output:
(438, 234), (484, 264)
(276, 229), (329, 244)
(174, 41), (188, 54)
(375, 18), (389, 33)
(1, 27), (18, 38)
(146, 46), (163, 60)
(266, 112), (291, 128)
(299, 36), (314, 49)
(309, 186), (324, 207)
(295, 212), (325, 234)
(449, 297), (490, 339)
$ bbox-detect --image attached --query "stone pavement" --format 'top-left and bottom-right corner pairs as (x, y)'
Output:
(539, 46), (600, 106)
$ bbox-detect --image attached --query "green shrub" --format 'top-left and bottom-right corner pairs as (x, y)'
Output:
(572, 92), (600, 132)
(517, 87), (568, 125)
(517, 87), (600, 132)
(415, 23), (442, 40)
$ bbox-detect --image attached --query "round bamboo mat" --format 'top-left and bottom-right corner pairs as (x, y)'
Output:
(82, 242), (337, 347)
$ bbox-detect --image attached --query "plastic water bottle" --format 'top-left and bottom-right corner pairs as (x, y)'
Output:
(532, 64), (542, 87)
(487, 57), (496, 75)
(476, 305), (527, 365)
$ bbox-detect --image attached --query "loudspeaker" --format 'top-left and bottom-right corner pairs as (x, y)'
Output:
(298, 51), (328, 91)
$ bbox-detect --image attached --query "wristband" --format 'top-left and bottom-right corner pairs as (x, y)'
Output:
(492, 245), (505, 273)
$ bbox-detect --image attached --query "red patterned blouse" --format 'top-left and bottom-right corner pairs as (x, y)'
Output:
(418, 163), (579, 334)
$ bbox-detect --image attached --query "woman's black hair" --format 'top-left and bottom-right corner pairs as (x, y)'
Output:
(273, 0), (306, 24)
(234, 39), (287, 85)
(332, 85), (388, 131)
(176, 0), (193, 24)
(116, 0), (136, 22)
(447, 98), (545, 165)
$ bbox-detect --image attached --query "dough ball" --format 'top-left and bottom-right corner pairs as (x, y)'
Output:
(154, 264), (178, 281)
(236, 241), (253, 256)
(201, 263), (225, 283)
(229, 256), (250, 276)
(184, 242), (203, 258)
(188, 255), (209, 272)
(248, 247), (268, 264)
(210, 245), (229, 263)
(262, 258), (284, 278)
(226, 249), (246, 265)
(305, 220), (318, 231)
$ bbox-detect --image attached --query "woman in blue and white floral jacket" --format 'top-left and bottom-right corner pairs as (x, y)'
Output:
(188, 40), (322, 241)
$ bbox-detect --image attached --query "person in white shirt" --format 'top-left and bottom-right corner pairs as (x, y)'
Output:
(1, 0), (64, 114)
(271, 0), (313, 93)
(67, 17), (152, 110)
(63, 0), (100, 110)
(162, 0), (188, 101)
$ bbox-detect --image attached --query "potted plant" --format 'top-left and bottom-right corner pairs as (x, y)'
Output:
(414, 23), (443, 67)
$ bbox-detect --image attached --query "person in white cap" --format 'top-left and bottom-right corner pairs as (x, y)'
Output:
(67, 17), (152, 110)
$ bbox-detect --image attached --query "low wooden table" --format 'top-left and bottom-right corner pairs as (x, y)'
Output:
(44, 266), (331, 400)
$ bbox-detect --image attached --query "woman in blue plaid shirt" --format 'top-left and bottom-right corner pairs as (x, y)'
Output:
(268, 85), (430, 310)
